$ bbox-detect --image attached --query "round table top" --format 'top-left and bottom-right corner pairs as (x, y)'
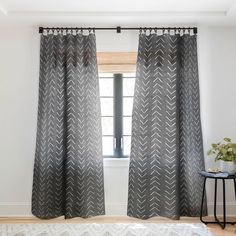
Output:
(199, 170), (236, 179)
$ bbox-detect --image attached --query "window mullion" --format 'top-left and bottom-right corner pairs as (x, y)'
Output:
(114, 73), (123, 158)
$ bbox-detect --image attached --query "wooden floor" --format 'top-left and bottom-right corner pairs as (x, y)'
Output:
(0, 216), (235, 236)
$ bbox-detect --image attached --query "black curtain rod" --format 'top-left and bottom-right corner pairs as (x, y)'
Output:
(39, 26), (197, 34)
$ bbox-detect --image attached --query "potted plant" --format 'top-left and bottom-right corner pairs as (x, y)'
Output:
(207, 138), (236, 174)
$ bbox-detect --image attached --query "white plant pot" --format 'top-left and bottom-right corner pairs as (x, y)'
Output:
(219, 160), (236, 174)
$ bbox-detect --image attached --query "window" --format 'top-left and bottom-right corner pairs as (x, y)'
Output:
(99, 73), (135, 158)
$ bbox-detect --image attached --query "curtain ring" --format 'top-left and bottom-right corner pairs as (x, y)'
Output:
(80, 28), (83, 34)
(139, 28), (142, 34)
(93, 27), (95, 34)
(162, 27), (165, 35)
(178, 27), (181, 35)
(144, 27), (147, 34)
(88, 27), (92, 34)
(154, 27), (157, 34)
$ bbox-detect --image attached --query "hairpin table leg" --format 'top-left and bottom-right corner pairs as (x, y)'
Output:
(200, 177), (207, 223)
(222, 179), (226, 229)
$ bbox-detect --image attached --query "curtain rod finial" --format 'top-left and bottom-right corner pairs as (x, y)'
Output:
(116, 26), (121, 33)
(193, 27), (197, 34)
(39, 27), (43, 34)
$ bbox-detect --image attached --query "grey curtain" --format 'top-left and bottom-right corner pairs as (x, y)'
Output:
(32, 31), (105, 219)
(128, 32), (207, 219)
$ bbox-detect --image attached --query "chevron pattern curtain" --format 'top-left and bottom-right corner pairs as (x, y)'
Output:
(32, 31), (105, 219)
(128, 32), (207, 219)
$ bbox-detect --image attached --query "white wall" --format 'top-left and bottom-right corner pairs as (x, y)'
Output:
(0, 26), (236, 216)
(198, 27), (236, 215)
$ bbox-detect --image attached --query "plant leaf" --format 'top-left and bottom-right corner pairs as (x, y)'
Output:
(211, 143), (217, 148)
(231, 144), (236, 154)
(221, 148), (227, 154)
(207, 150), (212, 156)
(224, 137), (231, 142)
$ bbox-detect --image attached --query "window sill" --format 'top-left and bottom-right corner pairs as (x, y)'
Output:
(103, 157), (130, 167)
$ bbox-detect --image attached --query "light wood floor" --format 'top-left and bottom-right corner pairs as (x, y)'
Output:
(0, 216), (235, 236)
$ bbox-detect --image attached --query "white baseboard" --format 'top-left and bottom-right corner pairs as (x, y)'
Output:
(105, 202), (127, 215)
(0, 202), (32, 217)
(0, 202), (235, 217)
(207, 202), (236, 216)
(0, 202), (128, 217)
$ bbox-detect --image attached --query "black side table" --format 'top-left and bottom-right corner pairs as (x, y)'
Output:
(199, 171), (236, 229)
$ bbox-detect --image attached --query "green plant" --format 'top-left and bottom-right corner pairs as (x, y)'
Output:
(207, 138), (236, 162)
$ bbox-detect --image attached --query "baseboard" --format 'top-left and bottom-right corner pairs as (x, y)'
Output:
(0, 202), (128, 217)
(0, 202), (235, 217)
(0, 202), (32, 217)
(208, 202), (236, 216)
(105, 202), (127, 215)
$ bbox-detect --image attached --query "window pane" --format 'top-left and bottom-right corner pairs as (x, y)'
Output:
(102, 117), (113, 135)
(102, 136), (114, 156)
(101, 98), (113, 116)
(99, 78), (113, 96)
(123, 78), (135, 96)
(99, 73), (114, 78)
(123, 97), (133, 116)
(123, 73), (136, 77)
(123, 117), (132, 135)
(123, 136), (131, 156)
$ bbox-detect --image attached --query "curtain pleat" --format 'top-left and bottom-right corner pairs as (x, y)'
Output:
(32, 33), (105, 219)
(128, 33), (207, 219)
